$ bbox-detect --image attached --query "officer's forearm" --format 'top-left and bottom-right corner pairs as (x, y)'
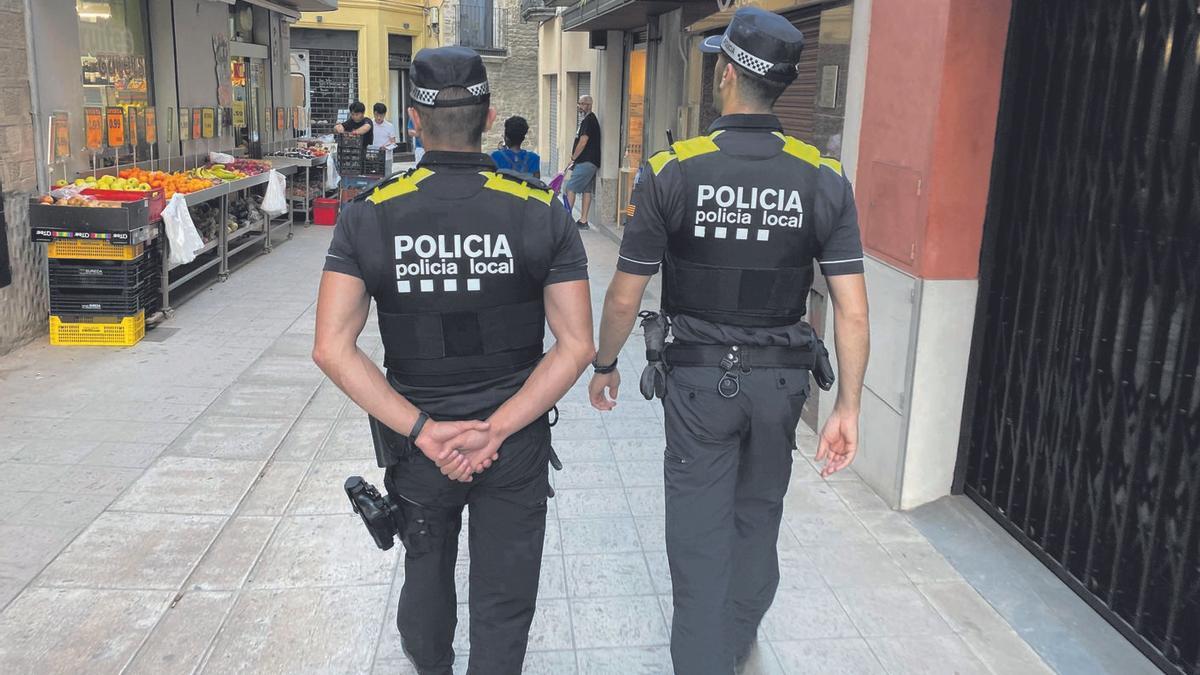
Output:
(489, 342), (593, 440)
(831, 310), (869, 412)
(596, 272), (648, 365)
(315, 343), (422, 437)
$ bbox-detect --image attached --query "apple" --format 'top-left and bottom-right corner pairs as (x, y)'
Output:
(55, 179), (68, 188)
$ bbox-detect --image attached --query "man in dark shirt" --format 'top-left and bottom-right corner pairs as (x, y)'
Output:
(335, 100), (373, 147)
(587, 8), (870, 674)
(565, 95), (601, 229)
(313, 47), (594, 675)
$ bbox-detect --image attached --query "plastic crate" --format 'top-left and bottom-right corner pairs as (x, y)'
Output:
(49, 250), (158, 289)
(48, 240), (146, 261)
(49, 311), (145, 347)
(80, 188), (166, 223)
(50, 279), (158, 316)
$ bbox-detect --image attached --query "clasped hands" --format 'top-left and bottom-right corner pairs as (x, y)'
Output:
(413, 419), (502, 483)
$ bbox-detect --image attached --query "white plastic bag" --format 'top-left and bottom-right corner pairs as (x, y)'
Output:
(162, 193), (205, 267)
(262, 170), (287, 217)
(209, 151), (235, 164)
(325, 155), (340, 191)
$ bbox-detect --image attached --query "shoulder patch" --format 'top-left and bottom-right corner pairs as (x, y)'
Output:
(364, 167), (435, 205)
(819, 157), (844, 175)
(772, 132), (822, 168)
(671, 131), (723, 162)
(480, 171), (554, 205)
(648, 150), (675, 175)
(495, 168), (551, 191)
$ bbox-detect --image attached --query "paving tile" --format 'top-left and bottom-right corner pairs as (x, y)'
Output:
(124, 590), (236, 674)
(36, 512), (225, 590)
(6, 439), (102, 465)
(559, 517), (642, 555)
(855, 509), (927, 544)
(189, 516), (279, 591)
(250, 515), (395, 588)
(775, 547), (826, 591)
(576, 646), (674, 674)
(0, 588), (172, 675)
(538, 555), (567, 599)
(634, 516), (667, 551)
(740, 641), (785, 675)
(166, 416), (294, 460)
(206, 381), (317, 419)
(835, 586), (955, 638)
(570, 596), (670, 648)
(522, 650), (578, 674)
(617, 460), (664, 488)
(526, 598), (574, 652)
(0, 524), (79, 579)
(918, 581), (1053, 674)
(806, 542), (910, 588)
(111, 456), (262, 515)
(831, 481), (891, 513)
(239, 461), (310, 516)
(552, 439), (614, 462)
(4, 492), (114, 530)
(320, 417), (377, 461)
(771, 637), (886, 674)
(274, 416), (336, 461)
(0, 490), (34, 521)
(543, 520), (562, 555)
(625, 486), (665, 517)
(201, 585), (386, 674)
(80, 441), (167, 469)
(304, 382), (350, 419)
(291, 461), (382, 515)
(555, 461), (623, 490)
(603, 417), (665, 440)
(565, 553), (654, 598)
(886, 540), (963, 584)
(609, 438), (666, 461)
(237, 354), (326, 385)
(761, 587), (858, 641)
(58, 464), (145, 496)
(555, 488), (632, 519)
(644, 550), (673, 595)
(866, 635), (987, 675)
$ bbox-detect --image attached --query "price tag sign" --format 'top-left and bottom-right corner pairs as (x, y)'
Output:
(128, 108), (140, 147)
(202, 108), (216, 139)
(51, 112), (71, 160)
(85, 107), (104, 150)
(144, 108), (157, 144)
(179, 108), (190, 140)
(233, 100), (245, 127)
(105, 107), (126, 147)
(292, 107), (300, 130)
(191, 109), (202, 140)
(276, 107), (285, 130)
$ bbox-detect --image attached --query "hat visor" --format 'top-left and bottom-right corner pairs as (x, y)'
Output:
(698, 36), (724, 53)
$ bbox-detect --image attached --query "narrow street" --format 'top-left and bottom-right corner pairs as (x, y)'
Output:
(0, 226), (1051, 674)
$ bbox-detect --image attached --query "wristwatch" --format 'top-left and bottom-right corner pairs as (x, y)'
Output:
(593, 357), (618, 374)
(408, 411), (431, 444)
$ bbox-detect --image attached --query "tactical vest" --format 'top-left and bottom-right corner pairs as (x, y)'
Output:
(367, 168), (552, 386)
(656, 131), (833, 328)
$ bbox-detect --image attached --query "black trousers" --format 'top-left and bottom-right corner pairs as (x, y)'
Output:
(383, 417), (552, 675)
(662, 365), (809, 675)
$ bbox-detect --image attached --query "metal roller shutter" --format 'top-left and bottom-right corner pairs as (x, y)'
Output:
(773, 10), (821, 141)
(548, 75), (559, 175)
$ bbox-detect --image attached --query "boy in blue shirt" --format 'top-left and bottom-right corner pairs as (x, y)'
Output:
(491, 116), (540, 178)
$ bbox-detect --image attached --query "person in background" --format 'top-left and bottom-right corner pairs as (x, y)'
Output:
(334, 101), (373, 146)
(565, 95), (601, 229)
(491, 116), (541, 178)
(407, 116), (425, 162)
(371, 102), (397, 149)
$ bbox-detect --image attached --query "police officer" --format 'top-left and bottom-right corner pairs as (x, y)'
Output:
(588, 9), (870, 674)
(313, 46), (594, 675)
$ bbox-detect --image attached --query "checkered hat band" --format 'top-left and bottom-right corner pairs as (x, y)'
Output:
(722, 36), (774, 77)
(411, 81), (490, 106)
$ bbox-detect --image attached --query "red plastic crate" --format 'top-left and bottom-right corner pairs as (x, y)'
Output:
(314, 198), (340, 226)
(81, 188), (166, 223)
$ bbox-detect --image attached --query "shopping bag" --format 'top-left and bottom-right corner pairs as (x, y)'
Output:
(547, 171), (564, 193)
(209, 151), (235, 165)
(262, 170), (287, 217)
(162, 193), (205, 267)
(325, 154), (341, 191)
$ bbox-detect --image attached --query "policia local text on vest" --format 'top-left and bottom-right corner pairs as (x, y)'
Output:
(312, 46), (595, 675)
(589, 8), (871, 675)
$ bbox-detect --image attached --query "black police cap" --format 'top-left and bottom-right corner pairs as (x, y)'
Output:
(410, 46), (491, 108)
(699, 7), (805, 85)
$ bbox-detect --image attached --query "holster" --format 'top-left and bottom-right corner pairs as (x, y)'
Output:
(369, 415), (411, 468)
(814, 339), (836, 391)
(638, 311), (670, 400)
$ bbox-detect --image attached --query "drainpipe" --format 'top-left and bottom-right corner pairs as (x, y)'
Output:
(23, 0), (46, 193)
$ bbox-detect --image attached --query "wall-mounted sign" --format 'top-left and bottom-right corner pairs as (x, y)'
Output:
(85, 107), (104, 150)
(144, 108), (157, 144)
(192, 109), (203, 140)
(51, 112), (71, 160)
(292, 107), (300, 130)
(818, 65), (840, 109)
(179, 108), (191, 140)
(202, 108), (216, 139)
(105, 107), (126, 147)
(233, 100), (246, 127)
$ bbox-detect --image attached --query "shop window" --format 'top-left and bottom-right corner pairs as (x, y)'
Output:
(78, 0), (154, 157)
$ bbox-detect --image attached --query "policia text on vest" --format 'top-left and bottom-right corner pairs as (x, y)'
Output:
(589, 8), (871, 674)
(313, 46), (595, 675)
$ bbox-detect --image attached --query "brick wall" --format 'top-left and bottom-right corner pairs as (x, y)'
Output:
(0, 1), (46, 357)
(308, 48), (359, 135)
(440, 0), (540, 157)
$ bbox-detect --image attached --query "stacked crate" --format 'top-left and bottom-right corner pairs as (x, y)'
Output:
(337, 134), (366, 175)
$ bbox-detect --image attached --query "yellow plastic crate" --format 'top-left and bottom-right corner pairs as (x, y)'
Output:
(49, 311), (145, 347)
(48, 240), (146, 261)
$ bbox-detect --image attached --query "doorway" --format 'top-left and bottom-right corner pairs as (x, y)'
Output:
(617, 40), (647, 227)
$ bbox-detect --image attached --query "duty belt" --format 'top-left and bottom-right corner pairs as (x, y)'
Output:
(662, 344), (816, 370)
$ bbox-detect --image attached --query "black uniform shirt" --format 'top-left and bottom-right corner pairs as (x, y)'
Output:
(618, 114), (864, 347)
(324, 152), (588, 419)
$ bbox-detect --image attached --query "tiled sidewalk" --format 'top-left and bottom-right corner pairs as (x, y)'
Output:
(0, 226), (1051, 674)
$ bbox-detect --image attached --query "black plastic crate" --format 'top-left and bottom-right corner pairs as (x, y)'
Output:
(49, 252), (158, 290)
(50, 278), (159, 316)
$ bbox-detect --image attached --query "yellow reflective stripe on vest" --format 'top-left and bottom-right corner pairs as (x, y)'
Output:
(671, 131), (723, 162)
(366, 167), (435, 204)
(648, 150), (676, 175)
(479, 172), (554, 205)
(819, 157), (843, 175)
(772, 132), (823, 168)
